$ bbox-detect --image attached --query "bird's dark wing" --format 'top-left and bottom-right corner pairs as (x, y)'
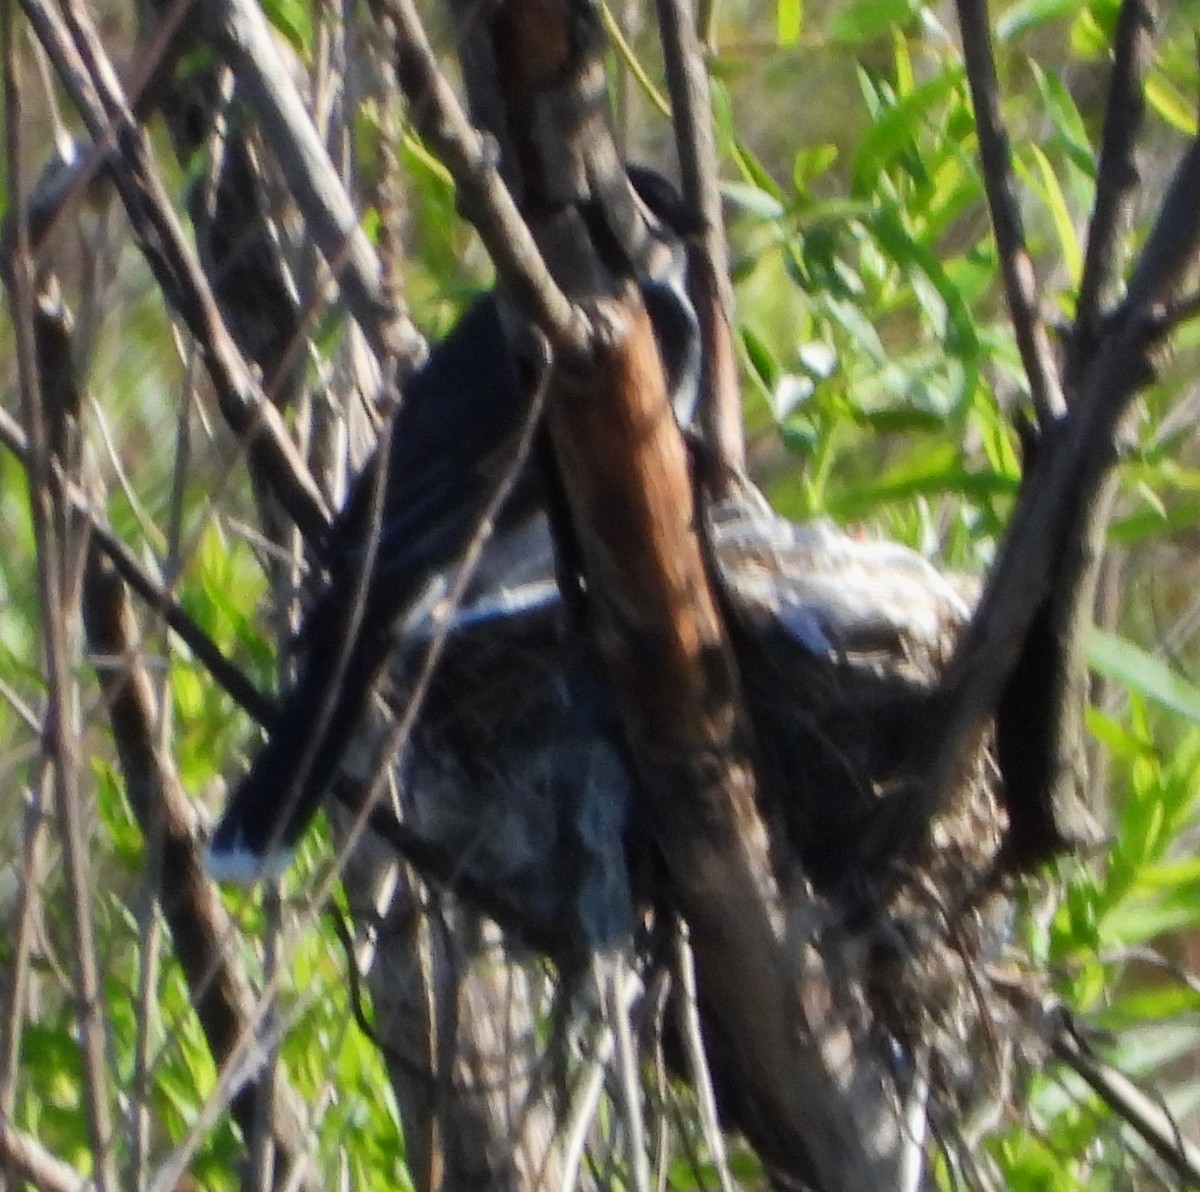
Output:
(207, 169), (705, 884)
(207, 295), (538, 881)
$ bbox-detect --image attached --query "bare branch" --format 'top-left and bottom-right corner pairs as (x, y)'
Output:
(13, 0), (332, 540)
(956, 0), (1067, 426)
(2, 14), (117, 1187)
(0, 1118), (90, 1192)
(1123, 136), (1200, 312)
(371, 0), (590, 357)
(197, 0), (422, 366)
(654, 0), (744, 476)
(1050, 1013), (1200, 1185)
(900, 136), (1200, 858)
(81, 548), (321, 1191)
(0, 400), (276, 727)
(1074, 0), (1157, 362)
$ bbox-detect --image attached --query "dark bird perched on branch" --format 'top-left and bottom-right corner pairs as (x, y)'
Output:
(206, 168), (703, 882)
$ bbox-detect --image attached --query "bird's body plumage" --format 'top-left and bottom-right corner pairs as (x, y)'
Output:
(207, 169), (703, 882)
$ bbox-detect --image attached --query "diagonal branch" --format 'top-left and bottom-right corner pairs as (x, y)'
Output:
(14, 0), (332, 541)
(371, 0), (590, 358)
(1051, 1016), (1200, 1184)
(82, 549), (321, 1192)
(903, 136), (1200, 856)
(956, 0), (1067, 426)
(195, 0), (423, 366)
(0, 401), (275, 727)
(0, 1118), (90, 1192)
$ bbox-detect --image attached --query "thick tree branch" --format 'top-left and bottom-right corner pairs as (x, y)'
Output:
(956, 0), (1067, 427)
(905, 137), (1200, 855)
(443, 3), (912, 1184)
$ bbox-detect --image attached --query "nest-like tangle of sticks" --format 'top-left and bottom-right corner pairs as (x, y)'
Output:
(347, 476), (1015, 1172)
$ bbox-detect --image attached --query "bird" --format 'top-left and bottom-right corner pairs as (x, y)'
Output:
(206, 167), (703, 882)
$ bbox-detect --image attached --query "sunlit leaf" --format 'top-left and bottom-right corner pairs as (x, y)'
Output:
(1027, 144), (1083, 284)
(996, 0), (1084, 42)
(829, 0), (918, 46)
(776, 0), (802, 46)
(1089, 629), (1200, 725)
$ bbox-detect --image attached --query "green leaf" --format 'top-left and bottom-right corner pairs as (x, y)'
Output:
(741, 325), (781, 393)
(1029, 61), (1096, 177)
(1089, 628), (1200, 725)
(996, 0), (1084, 43)
(851, 66), (965, 193)
(1027, 143), (1083, 283)
(722, 181), (785, 220)
(829, 0), (918, 46)
(1146, 69), (1199, 134)
(260, 0), (312, 53)
(868, 209), (979, 357)
(792, 144), (838, 191)
(776, 0), (802, 46)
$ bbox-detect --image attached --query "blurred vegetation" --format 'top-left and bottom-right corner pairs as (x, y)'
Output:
(4, 0), (1200, 1187)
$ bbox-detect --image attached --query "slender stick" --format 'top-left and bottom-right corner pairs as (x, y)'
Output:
(198, 0), (422, 365)
(15, 0), (332, 540)
(82, 551), (320, 1190)
(0, 1118), (90, 1192)
(956, 0), (1067, 426)
(1051, 1015), (1200, 1185)
(2, 11), (117, 1186)
(0, 400), (276, 725)
(655, 0), (744, 475)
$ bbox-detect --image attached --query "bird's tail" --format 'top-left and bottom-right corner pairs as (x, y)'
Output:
(205, 615), (390, 883)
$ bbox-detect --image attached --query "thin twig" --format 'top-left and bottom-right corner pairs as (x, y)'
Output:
(955, 0), (1067, 426)
(654, 0), (744, 475)
(199, 0), (421, 366)
(0, 763), (51, 1127)
(0, 402), (276, 726)
(673, 920), (737, 1192)
(2, 11), (117, 1187)
(1050, 1014), (1200, 1185)
(14, 0), (332, 541)
(0, 1117), (90, 1192)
